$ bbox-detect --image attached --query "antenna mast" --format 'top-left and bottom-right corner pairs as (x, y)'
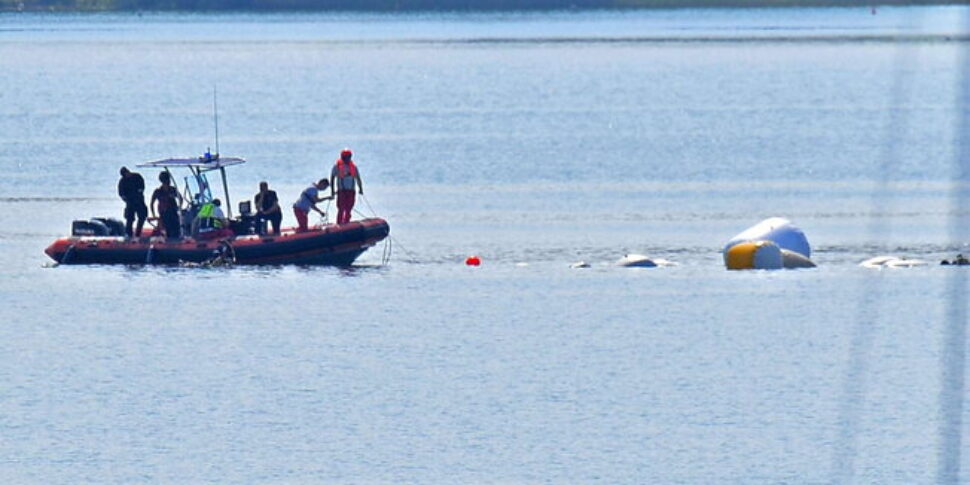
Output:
(213, 85), (220, 156)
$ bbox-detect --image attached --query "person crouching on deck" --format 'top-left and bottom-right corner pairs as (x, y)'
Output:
(330, 148), (363, 224)
(150, 171), (183, 239)
(192, 198), (231, 240)
(292, 179), (332, 232)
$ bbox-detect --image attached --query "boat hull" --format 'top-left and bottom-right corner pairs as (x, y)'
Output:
(45, 218), (389, 266)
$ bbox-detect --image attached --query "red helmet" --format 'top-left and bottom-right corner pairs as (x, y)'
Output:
(340, 148), (352, 161)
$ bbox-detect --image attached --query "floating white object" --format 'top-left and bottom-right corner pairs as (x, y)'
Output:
(616, 254), (658, 268)
(723, 218), (814, 269)
(570, 261), (591, 269)
(860, 256), (928, 268)
(724, 217), (811, 259)
(885, 259), (927, 268)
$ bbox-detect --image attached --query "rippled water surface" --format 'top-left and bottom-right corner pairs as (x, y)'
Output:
(2, 7), (970, 483)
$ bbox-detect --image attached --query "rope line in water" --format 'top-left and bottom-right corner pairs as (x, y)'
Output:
(381, 234), (392, 266)
(361, 193), (380, 219)
(353, 193), (419, 264)
(350, 205), (395, 265)
(388, 235), (418, 263)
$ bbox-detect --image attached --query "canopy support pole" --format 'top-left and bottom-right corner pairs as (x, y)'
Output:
(220, 166), (232, 218)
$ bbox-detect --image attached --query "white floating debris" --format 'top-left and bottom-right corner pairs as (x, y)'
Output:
(569, 261), (591, 269)
(616, 254), (658, 268)
(860, 256), (928, 268)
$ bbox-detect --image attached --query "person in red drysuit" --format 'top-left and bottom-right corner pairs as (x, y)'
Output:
(330, 148), (364, 225)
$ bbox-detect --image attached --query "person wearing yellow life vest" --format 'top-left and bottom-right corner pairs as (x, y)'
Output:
(330, 148), (363, 225)
(192, 198), (229, 239)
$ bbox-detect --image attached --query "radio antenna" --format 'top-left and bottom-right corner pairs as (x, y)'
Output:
(212, 85), (220, 156)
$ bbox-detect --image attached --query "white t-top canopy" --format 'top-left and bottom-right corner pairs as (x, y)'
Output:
(136, 155), (246, 170)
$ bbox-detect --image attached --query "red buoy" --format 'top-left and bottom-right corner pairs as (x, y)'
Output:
(465, 255), (481, 266)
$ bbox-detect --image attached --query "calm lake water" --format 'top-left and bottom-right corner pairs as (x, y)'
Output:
(2, 6), (970, 483)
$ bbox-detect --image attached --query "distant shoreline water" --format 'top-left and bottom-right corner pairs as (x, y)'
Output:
(0, 0), (963, 13)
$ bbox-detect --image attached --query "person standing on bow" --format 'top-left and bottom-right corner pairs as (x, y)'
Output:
(330, 148), (363, 225)
(117, 166), (148, 238)
(254, 181), (282, 235)
(292, 179), (332, 232)
(150, 171), (183, 239)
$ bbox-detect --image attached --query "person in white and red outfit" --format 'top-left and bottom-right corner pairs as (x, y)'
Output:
(330, 148), (364, 225)
(292, 179), (331, 232)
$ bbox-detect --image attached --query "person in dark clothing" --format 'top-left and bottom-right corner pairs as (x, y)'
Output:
(254, 181), (282, 235)
(118, 166), (148, 238)
(942, 254), (970, 266)
(150, 171), (183, 239)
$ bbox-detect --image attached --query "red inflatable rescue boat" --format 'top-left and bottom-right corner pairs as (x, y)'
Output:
(45, 152), (390, 266)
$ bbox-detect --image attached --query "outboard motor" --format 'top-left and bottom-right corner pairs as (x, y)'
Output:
(93, 218), (125, 236)
(72, 219), (111, 236)
(71, 217), (126, 237)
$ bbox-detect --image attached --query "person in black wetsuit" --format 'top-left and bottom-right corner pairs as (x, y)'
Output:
(118, 166), (148, 238)
(942, 254), (970, 266)
(254, 181), (282, 235)
(150, 171), (183, 239)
